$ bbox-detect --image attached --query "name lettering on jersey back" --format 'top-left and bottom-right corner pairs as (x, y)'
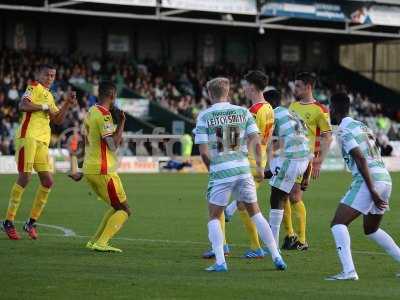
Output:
(207, 112), (246, 127)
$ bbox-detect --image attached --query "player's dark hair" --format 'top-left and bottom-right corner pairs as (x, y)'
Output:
(99, 81), (117, 99)
(330, 92), (350, 115)
(244, 70), (269, 91)
(263, 89), (281, 108)
(38, 64), (55, 71)
(295, 72), (316, 88)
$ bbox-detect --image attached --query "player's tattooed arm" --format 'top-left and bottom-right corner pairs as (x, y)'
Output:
(19, 97), (46, 112)
(104, 136), (117, 152)
(104, 110), (126, 152)
(112, 110), (126, 148)
(350, 147), (387, 210)
(50, 91), (77, 125)
(199, 144), (210, 171)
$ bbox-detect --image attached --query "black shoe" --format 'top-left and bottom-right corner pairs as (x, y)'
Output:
(289, 240), (309, 251)
(281, 235), (298, 250)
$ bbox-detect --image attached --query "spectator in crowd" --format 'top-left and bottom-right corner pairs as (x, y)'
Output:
(0, 49), (399, 157)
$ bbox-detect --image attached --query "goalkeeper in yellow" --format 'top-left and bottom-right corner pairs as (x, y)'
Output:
(203, 70), (274, 259)
(2, 64), (76, 240)
(70, 81), (131, 253)
(282, 72), (332, 251)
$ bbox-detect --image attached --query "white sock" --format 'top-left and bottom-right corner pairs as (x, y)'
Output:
(269, 209), (284, 245)
(331, 224), (355, 273)
(367, 229), (400, 263)
(251, 212), (281, 260)
(225, 201), (237, 217)
(208, 219), (225, 265)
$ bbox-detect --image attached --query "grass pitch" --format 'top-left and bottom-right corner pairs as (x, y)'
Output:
(0, 172), (400, 300)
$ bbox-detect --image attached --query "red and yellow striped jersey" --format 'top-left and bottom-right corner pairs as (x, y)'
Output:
(289, 101), (331, 154)
(248, 101), (274, 162)
(83, 104), (117, 175)
(16, 82), (59, 145)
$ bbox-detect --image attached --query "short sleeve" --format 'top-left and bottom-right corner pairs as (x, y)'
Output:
(255, 107), (266, 134)
(22, 85), (35, 102)
(97, 113), (115, 138)
(194, 113), (208, 144)
(318, 111), (332, 133)
(245, 110), (259, 136)
(340, 129), (359, 154)
(262, 105), (275, 143)
(49, 96), (59, 113)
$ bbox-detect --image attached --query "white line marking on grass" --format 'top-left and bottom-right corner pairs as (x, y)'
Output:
(14, 221), (76, 237)
(41, 233), (209, 245)
(36, 223), (76, 237)
(38, 232), (387, 256)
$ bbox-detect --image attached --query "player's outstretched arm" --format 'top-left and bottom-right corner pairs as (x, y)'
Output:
(104, 110), (126, 152)
(50, 91), (77, 125)
(350, 147), (387, 210)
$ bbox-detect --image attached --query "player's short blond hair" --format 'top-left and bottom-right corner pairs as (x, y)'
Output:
(206, 77), (230, 100)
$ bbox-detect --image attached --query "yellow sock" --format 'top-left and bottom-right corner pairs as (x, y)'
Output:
(239, 210), (261, 250)
(283, 199), (295, 237)
(218, 212), (227, 245)
(90, 208), (115, 243)
(6, 183), (25, 221)
(292, 201), (307, 244)
(97, 210), (128, 246)
(30, 185), (51, 221)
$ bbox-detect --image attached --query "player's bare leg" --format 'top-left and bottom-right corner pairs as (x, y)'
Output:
(326, 204), (400, 280)
(288, 184), (307, 250)
(269, 187), (289, 246)
(243, 202), (286, 270)
(236, 201), (264, 258)
(327, 204), (360, 280)
(2, 172), (32, 240)
(363, 214), (400, 276)
(92, 201), (131, 253)
(205, 203), (228, 272)
(23, 171), (54, 239)
(16, 172), (32, 188)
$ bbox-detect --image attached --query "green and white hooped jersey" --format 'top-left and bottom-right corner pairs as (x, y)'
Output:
(194, 102), (259, 186)
(337, 117), (391, 185)
(273, 106), (310, 159)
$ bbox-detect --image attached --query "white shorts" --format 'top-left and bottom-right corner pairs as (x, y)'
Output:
(341, 180), (392, 215)
(269, 157), (310, 193)
(207, 177), (257, 207)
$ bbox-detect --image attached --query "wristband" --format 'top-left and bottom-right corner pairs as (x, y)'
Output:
(42, 104), (49, 111)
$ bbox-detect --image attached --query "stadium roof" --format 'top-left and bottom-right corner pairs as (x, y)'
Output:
(1, 0), (400, 38)
(350, 0), (400, 4)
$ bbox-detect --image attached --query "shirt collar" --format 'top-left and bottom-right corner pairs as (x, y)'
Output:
(212, 101), (230, 107)
(96, 104), (110, 114)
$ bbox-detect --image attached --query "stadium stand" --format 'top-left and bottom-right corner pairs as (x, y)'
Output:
(1, 49), (400, 156)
